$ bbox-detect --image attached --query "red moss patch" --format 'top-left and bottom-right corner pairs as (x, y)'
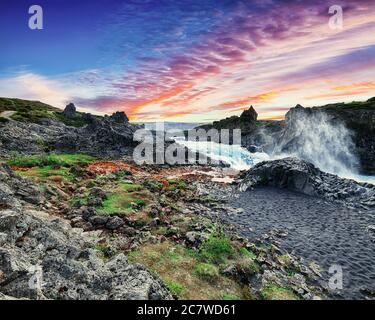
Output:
(85, 161), (138, 176)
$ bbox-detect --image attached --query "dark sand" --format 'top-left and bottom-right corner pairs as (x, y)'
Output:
(228, 187), (375, 299)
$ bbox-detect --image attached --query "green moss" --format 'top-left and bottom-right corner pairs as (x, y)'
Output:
(8, 153), (96, 168)
(97, 182), (150, 215)
(194, 263), (219, 282)
(0, 97), (101, 127)
(16, 165), (77, 182)
(0, 97), (60, 114)
(277, 254), (292, 267)
(165, 280), (185, 298)
(235, 257), (260, 276)
(239, 247), (257, 260)
(166, 179), (188, 191)
(261, 284), (299, 300)
(128, 241), (247, 300)
(0, 117), (9, 123)
(143, 179), (163, 191)
(199, 230), (235, 264)
(223, 293), (241, 300)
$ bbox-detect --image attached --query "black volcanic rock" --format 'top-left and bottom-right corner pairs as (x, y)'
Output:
(110, 111), (129, 123)
(0, 99), (141, 158)
(239, 157), (375, 209)
(62, 103), (77, 119)
(0, 164), (172, 300)
(240, 106), (258, 121)
(198, 105), (258, 135)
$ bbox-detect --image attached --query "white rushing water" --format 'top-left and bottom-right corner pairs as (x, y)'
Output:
(176, 139), (375, 185)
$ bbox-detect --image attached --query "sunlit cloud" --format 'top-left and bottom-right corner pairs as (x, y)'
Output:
(1, 0), (375, 122)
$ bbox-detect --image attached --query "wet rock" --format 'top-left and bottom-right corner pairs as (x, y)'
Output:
(239, 157), (375, 209)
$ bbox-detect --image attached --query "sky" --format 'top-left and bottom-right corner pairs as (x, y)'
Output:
(0, 0), (375, 122)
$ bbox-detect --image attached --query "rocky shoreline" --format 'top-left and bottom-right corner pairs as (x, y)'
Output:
(1, 157), (328, 300)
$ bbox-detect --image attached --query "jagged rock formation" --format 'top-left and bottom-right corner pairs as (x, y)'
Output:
(0, 99), (142, 158)
(198, 106), (258, 134)
(0, 164), (172, 300)
(110, 111), (129, 123)
(54, 115), (140, 157)
(239, 157), (375, 210)
(62, 103), (77, 119)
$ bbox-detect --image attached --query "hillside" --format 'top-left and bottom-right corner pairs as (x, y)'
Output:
(0, 97), (100, 127)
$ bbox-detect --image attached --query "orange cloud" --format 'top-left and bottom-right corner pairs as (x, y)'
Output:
(213, 92), (278, 111)
(306, 81), (375, 100)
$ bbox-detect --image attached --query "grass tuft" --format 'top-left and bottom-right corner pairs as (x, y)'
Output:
(199, 230), (236, 264)
(261, 284), (299, 300)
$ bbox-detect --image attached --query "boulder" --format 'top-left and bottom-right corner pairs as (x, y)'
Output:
(106, 216), (125, 230)
(110, 111), (129, 123)
(240, 106), (258, 122)
(239, 157), (375, 209)
(62, 103), (76, 119)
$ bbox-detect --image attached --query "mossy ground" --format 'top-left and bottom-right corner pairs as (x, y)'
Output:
(128, 241), (251, 300)
(4, 154), (306, 300)
(10, 154), (96, 183)
(8, 153), (96, 168)
(0, 97), (99, 127)
(97, 182), (152, 215)
(260, 284), (299, 300)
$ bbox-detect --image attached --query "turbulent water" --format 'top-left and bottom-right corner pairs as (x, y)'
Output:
(175, 139), (269, 170)
(274, 111), (360, 178)
(176, 139), (375, 184)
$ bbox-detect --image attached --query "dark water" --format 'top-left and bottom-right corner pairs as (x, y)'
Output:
(227, 187), (375, 299)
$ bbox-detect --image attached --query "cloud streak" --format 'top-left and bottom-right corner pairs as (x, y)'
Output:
(1, 0), (375, 121)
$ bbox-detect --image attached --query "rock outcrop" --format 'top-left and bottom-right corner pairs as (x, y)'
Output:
(54, 115), (140, 157)
(239, 157), (375, 210)
(0, 110), (142, 158)
(110, 111), (129, 123)
(62, 103), (77, 119)
(0, 164), (172, 300)
(198, 106), (258, 135)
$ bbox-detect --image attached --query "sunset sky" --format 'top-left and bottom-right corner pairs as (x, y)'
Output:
(0, 0), (375, 122)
